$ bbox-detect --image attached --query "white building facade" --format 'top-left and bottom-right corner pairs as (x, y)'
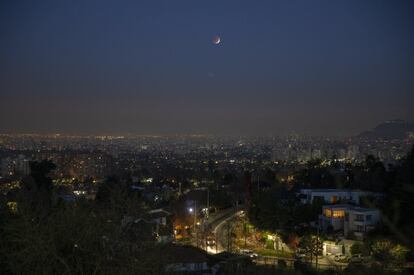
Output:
(319, 204), (380, 239)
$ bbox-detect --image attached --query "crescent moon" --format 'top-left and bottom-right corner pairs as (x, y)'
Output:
(213, 36), (221, 45)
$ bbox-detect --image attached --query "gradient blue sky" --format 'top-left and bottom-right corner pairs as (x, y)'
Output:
(1, 0), (413, 135)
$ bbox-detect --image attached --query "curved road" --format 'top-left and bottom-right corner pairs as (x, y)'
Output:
(200, 209), (348, 271)
(199, 207), (242, 254)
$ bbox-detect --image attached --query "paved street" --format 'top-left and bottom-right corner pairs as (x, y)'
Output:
(195, 208), (348, 271)
(197, 207), (242, 254)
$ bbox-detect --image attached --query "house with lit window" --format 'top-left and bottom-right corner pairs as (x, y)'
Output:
(298, 189), (373, 205)
(320, 204), (348, 232)
(319, 204), (380, 239)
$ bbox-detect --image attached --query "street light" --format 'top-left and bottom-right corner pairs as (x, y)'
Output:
(188, 202), (198, 246)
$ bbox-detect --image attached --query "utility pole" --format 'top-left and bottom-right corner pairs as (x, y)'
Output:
(227, 222), (230, 252)
(194, 200), (197, 247)
(206, 188), (210, 220)
(244, 221), (247, 247)
(204, 189), (210, 251)
(215, 234), (218, 253)
(316, 222), (320, 270)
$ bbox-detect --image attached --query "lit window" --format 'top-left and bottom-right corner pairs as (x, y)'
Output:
(332, 210), (344, 218)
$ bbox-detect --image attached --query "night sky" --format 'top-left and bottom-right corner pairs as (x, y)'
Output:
(1, 0), (413, 136)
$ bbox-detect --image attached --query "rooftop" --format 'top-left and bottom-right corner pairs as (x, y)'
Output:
(323, 204), (378, 212)
(301, 188), (371, 193)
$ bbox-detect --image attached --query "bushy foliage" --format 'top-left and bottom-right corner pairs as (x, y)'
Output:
(371, 239), (409, 268)
(0, 161), (165, 274)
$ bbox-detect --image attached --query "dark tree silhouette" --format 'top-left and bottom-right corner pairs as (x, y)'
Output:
(18, 160), (56, 218)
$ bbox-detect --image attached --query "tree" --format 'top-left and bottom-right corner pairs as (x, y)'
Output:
(293, 159), (335, 189)
(350, 242), (367, 255)
(0, 162), (166, 274)
(379, 146), (414, 249)
(299, 234), (322, 265)
(371, 239), (409, 269)
(209, 189), (232, 210)
(248, 186), (296, 232)
(248, 185), (320, 234)
(362, 155), (389, 192)
(18, 160), (56, 218)
(95, 176), (145, 219)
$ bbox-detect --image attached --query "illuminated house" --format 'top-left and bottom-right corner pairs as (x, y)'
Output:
(320, 204), (348, 232)
(320, 204), (380, 239)
(298, 189), (373, 205)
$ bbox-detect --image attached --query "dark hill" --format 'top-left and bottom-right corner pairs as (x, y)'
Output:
(358, 120), (414, 139)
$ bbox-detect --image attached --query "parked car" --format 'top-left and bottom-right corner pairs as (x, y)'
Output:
(239, 249), (258, 258)
(249, 252), (259, 258)
(294, 253), (307, 261)
(206, 236), (216, 247)
(334, 254), (347, 262)
(294, 249), (307, 259)
(348, 254), (364, 263)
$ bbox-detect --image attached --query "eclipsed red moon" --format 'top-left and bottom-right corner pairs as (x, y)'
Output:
(212, 35), (221, 45)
